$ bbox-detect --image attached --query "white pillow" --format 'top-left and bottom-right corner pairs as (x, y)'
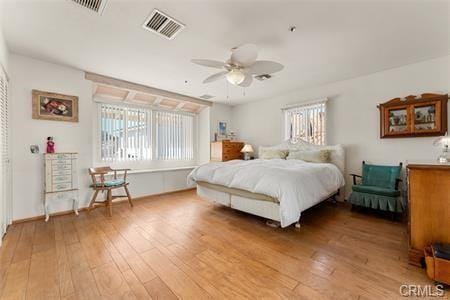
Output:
(258, 147), (288, 159)
(287, 150), (331, 163)
(258, 140), (345, 183)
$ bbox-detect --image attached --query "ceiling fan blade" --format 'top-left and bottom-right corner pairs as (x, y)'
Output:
(247, 60), (284, 75)
(191, 59), (225, 69)
(230, 44), (258, 67)
(203, 71), (228, 84)
(238, 74), (253, 87)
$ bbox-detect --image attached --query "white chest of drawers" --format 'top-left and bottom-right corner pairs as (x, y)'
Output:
(44, 153), (79, 221)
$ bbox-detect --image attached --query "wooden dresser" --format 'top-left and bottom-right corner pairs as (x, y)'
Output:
(407, 162), (450, 266)
(211, 140), (244, 162)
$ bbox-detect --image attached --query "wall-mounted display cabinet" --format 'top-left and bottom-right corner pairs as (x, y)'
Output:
(378, 93), (448, 138)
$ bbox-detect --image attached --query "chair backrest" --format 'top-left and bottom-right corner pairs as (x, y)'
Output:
(88, 166), (113, 175)
(362, 162), (402, 189)
(89, 166), (113, 186)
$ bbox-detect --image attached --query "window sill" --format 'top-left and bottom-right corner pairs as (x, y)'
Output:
(127, 166), (197, 175)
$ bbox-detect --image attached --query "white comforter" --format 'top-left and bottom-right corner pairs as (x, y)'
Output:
(187, 159), (345, 227)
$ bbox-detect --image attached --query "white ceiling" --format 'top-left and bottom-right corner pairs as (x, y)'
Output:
(2, 0), (449, 104)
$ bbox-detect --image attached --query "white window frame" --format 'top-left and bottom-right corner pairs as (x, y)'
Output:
(282, 98), (327, 145)
(95, 101), (197, 169)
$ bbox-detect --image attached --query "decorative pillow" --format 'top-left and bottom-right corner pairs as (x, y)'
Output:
(258, 147), (288, 159)
(286, 149), (331, 163)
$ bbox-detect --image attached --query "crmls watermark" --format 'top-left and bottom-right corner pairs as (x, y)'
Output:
(399, 284), (445, 297)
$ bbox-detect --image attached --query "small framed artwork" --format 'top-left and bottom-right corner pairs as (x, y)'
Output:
(218, 121), (227, 136)
(414, 103), (439, 132)
(388, 107), (408, 134)
(30, 145), (39, 154)
(32, 90), (79, 122)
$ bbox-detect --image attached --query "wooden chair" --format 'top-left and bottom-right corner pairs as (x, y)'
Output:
(88, 167), (133, 216)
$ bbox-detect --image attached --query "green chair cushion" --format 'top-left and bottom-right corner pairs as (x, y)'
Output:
(94, 179), (125, 187)
(352, 185), (400, 197)
(362, 163), (401, 189)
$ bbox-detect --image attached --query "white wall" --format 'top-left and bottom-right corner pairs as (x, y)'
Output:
(232, 55), (450, 197)
(0, 11), (8, 73)
(11, 54), (94, 220)
(10, 54), (201, 220)
(210, 103), (233, 141)
(197, 106), (211, 164)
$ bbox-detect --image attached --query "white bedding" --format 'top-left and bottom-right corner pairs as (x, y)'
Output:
(187, 159), (345, 227)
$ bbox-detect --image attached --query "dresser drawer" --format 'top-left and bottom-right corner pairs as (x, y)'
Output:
(52, 175), (72, 184)
(46, 153), (73, 160)
(51, 169), (72, 176)
(52, 182), (72, 192)
(52, 159), (72, 165)
(52, 163), (72, 171)
(54, 154), (73, 160)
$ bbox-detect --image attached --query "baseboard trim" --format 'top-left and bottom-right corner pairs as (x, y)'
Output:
(11, 187), (196, 224)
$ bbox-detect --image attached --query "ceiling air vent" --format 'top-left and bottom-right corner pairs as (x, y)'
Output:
(142, 9), (185, 40)
(199, 94), (214, 100)
(255, 74), (272, 81)
(70, 0), (108, 14)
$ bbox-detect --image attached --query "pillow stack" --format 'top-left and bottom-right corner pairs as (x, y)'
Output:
(287, 149), (330, 163)
(258, 148), (289, 159)
(258, 147), (331, 163)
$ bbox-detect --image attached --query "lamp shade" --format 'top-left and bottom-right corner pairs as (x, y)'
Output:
(241, 144), (254, 153)
(433, 132), (450, 147)
(226, 69), (245, 85)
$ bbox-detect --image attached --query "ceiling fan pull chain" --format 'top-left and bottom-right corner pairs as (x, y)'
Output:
(226, 81), (229, 101)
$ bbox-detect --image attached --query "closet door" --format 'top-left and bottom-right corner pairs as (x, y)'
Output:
(0, 68), (11, 240)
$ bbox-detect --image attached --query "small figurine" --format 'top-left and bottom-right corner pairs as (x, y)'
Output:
(46, 136), (55, 153)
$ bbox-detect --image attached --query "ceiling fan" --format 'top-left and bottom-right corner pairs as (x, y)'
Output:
(191, 44), (284, 87)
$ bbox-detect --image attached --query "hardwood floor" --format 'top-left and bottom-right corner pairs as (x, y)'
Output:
(0, 190), (446, 299)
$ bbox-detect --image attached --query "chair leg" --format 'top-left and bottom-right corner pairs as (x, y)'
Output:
(107, 189), (113, 217)
(88, 190), (99, 212)
(104, 190), (109, 215)
(124, 185), (133, 207)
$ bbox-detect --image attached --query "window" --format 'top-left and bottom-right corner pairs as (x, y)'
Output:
(284, 101), (326, 145)
(155, 111), (194, 160)
(99, 103), (195, 162)
(100, 104), (152, 161)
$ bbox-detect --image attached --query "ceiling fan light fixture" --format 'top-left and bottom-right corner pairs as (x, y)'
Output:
(226, 69), (245, 85)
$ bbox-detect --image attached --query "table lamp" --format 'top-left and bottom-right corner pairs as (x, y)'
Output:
(241, 144), (254, 160)
(433, 132), (450, 163)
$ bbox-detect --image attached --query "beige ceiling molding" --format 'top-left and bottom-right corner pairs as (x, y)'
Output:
(85, 72), (211, 113)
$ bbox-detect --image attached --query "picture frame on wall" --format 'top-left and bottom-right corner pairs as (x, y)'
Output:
(378, 93), (447, 138)
(32, 89), (79, 122)
(218, 121), (227, 136)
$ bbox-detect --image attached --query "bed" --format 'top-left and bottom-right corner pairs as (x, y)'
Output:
(187, 140), (345, 228)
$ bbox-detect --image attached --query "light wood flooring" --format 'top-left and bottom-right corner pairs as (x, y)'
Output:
(0, 190), (446, 299)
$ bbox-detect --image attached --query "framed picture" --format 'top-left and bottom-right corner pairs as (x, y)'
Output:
(30, 145), (39, 154)
(378, 93), (447, 138)
(414, 104), (438, 132)
(388, 107), (408, 133)
(32, 90), (79, 122)
(218, 121), (227, 136)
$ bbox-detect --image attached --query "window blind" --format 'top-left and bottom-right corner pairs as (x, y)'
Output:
(100, 103), (152, 161)
(0, 68), (11, 238)
(155, 110), (194, 160)
(284, 102), (326, 145)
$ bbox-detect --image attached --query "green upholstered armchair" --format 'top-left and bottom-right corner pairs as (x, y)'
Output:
(349, 161), (403, 213)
